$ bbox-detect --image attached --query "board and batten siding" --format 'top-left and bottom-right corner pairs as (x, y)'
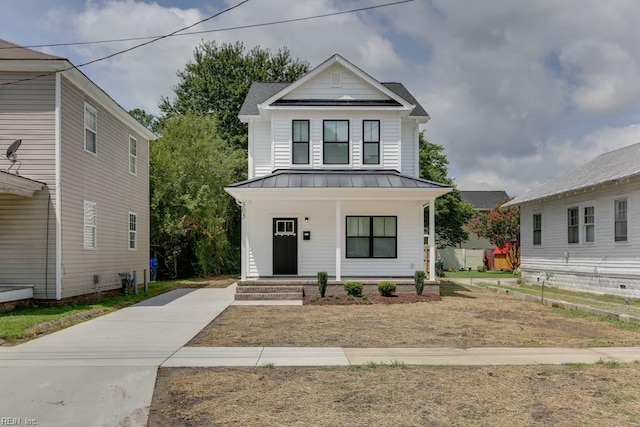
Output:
(58, 76), (149, 299)
(260, 111), (404, 176)
(246, 199), (423, 277)
(520, 177), (640, 297)
(282, 63), (390, 101)
(250, 120), (271, 179)
(0, 72), (57, 299)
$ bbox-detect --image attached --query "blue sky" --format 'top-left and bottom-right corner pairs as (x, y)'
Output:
(4, 0), (640, 195)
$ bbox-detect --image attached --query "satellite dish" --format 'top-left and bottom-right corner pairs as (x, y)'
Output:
(6, 139), (21, 161)
(5, 139), (22, 174)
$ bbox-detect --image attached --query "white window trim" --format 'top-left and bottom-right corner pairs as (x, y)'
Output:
(581, 202), (596, 245)
(614, 195), (630, 245)
(321, 119), (351, 168)
(128, 212), (137, 250)
(84, 102), (98, 156)
(84, 200), (97, 250)
(567, 206), (579, 245)
(129, 135), (138, 176)
(532, 212), (543, 247)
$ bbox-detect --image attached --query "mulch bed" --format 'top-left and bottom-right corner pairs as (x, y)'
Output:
(304, 293), (441, 305)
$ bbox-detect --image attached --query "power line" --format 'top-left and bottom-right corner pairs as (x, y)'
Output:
(1, 0), (414, 50)
(0, 0), (251, 87)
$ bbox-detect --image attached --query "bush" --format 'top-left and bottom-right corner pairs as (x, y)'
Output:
(414, 270), (425, 295)
(318, 271), (328, 297)
(344, 282), (363, 297)
(378, 281), (396, 297)
(477, 265), (487, 273)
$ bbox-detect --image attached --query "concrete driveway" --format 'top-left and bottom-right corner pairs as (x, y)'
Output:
(0, 286), (235, 427)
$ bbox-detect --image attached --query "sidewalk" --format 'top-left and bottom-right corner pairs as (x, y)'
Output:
(164, 345), (640, 367)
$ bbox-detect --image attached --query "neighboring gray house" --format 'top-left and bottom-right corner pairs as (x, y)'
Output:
(505, 143), (640, 298)
(225, 54), (451, 282)
(0, 39), (156, 303)
(459, 190), (510, 250)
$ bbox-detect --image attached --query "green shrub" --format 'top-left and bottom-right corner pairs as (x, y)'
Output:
(378, 281), (396, 297)
(318, 271), (328, 297)
(344, 282), (363, 297)
(477, 265), (487, 273)
(414, 270), (425, 295)
(310, 296), (319, 303)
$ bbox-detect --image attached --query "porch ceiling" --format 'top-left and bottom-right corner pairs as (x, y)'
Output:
(0, 171), (44, 197)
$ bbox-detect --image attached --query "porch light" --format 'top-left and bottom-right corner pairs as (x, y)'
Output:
(304, 217), (309, 224)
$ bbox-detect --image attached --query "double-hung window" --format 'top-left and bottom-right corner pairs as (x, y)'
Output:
(129, 136), (137, 175)
(84, 103), (97, 154)
(584, 206), (595, 243)
(292, 120), (309, 165)
(362, 120), (380, 164)
(128, 212), (137, 250)
(567, 207), (579, 244)
(533, 213), (542, 246)
(346, 216), (397, 258)
(614, 198), (627, 242)
(323, 120), (349, 164)
(84, 201), (97, 250)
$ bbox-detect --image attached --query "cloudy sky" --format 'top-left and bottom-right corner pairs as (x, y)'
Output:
(4, 0), (640, 196)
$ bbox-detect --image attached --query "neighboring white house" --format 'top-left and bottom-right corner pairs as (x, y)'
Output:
(0, 39), (156, 302)
(504, 142), (640, 298)
(225, 54), (451, 282)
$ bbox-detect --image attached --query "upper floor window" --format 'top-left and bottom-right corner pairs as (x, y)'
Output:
(363, 120), (380, 165)
(84, 201), (97, 250)
(567, 207), (579, 244)
(533, 213), (542, 246)
(292, 120), (309, 165)
(584, 206), (595, 243)
(323, 120), (349, 164)
(129, 136), (137, 175)
(614, 198), (627, 242)
(84, 103), (97, 154)
(128, 212), (137, 250)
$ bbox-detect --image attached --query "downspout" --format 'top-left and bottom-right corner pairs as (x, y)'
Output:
(54, 72), (62, 300)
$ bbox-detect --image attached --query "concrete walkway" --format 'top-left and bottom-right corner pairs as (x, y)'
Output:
(0, 286), (236, 427)
(164, 346), (640, 367)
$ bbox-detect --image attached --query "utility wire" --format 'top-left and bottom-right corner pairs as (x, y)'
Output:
(1, 0), (414, 50)
(0, 0), (251, 87)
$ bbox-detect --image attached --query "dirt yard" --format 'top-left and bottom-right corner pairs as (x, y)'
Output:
(148, 363), (640, 426)
(188, 283), (640, 348)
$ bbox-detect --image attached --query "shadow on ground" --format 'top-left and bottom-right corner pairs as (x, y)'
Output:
(440, 281), (476, 299)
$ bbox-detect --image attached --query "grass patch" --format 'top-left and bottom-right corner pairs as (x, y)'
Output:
(553, 307), (640, 332)
(595, 359), (621, 369)
(444, 270), (513, 279)
(563, 362), (589, 371)
(0, 278), (233, 344)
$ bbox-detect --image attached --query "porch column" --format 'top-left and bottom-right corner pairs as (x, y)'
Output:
(429, 199), (436, 281)
(335, 199), (342, 281)
(240, 201), (247, 281)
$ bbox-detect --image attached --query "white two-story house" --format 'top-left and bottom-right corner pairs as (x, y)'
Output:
(225, 54), (451, 282)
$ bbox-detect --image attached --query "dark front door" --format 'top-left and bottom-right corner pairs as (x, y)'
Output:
(273, 218), (298, 275)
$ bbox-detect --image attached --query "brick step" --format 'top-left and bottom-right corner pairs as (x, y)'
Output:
(236, 285), (303, 294)
(235, 292), (303, 301)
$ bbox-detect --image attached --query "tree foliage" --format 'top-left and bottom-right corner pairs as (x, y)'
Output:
(129, 108), (159, 133)
(468, 203), (521, 270)
(419, 132), (474, 248)
(159, 41), (310, 148)
(150, 113), (246, 277)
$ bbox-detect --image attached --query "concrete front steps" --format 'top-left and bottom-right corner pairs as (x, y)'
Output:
(235, 285), (304, 301)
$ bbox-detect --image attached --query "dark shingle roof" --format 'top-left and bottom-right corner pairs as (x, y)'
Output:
(460, 191), (510, 210)
(0, 39), (63, 60)
(228, 169), (450, 189)
(238, 81), (428, 117)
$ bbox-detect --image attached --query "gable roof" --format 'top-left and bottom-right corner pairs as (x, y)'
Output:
(460, 191), (510, 210)
(0, 39), (62, 60)
(505, 142), (640, 207)
(227, 169), (450, 189)
(239, 54), (428, 119)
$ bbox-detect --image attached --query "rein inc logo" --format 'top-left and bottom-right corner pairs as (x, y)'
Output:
(0, 418), (37, 426)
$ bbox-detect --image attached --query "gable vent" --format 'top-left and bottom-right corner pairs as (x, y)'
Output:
(331, 72), (342, 87)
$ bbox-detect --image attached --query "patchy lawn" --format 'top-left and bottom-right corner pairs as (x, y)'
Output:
(188, 282), (640, 348)
(0, 276), (235, 345)
(445, 270), (515, 279)
(149, 363), (640, 427)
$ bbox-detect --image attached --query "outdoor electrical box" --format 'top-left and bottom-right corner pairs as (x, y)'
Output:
(303, 231), (311, 240)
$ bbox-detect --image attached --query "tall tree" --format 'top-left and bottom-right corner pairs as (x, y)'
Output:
(419, 132), (474, 247)
(468, 203), (521, 270)
(150, 113), (246, 277)
(159, 41), (310, 148)
(129, 108), (158, 133)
